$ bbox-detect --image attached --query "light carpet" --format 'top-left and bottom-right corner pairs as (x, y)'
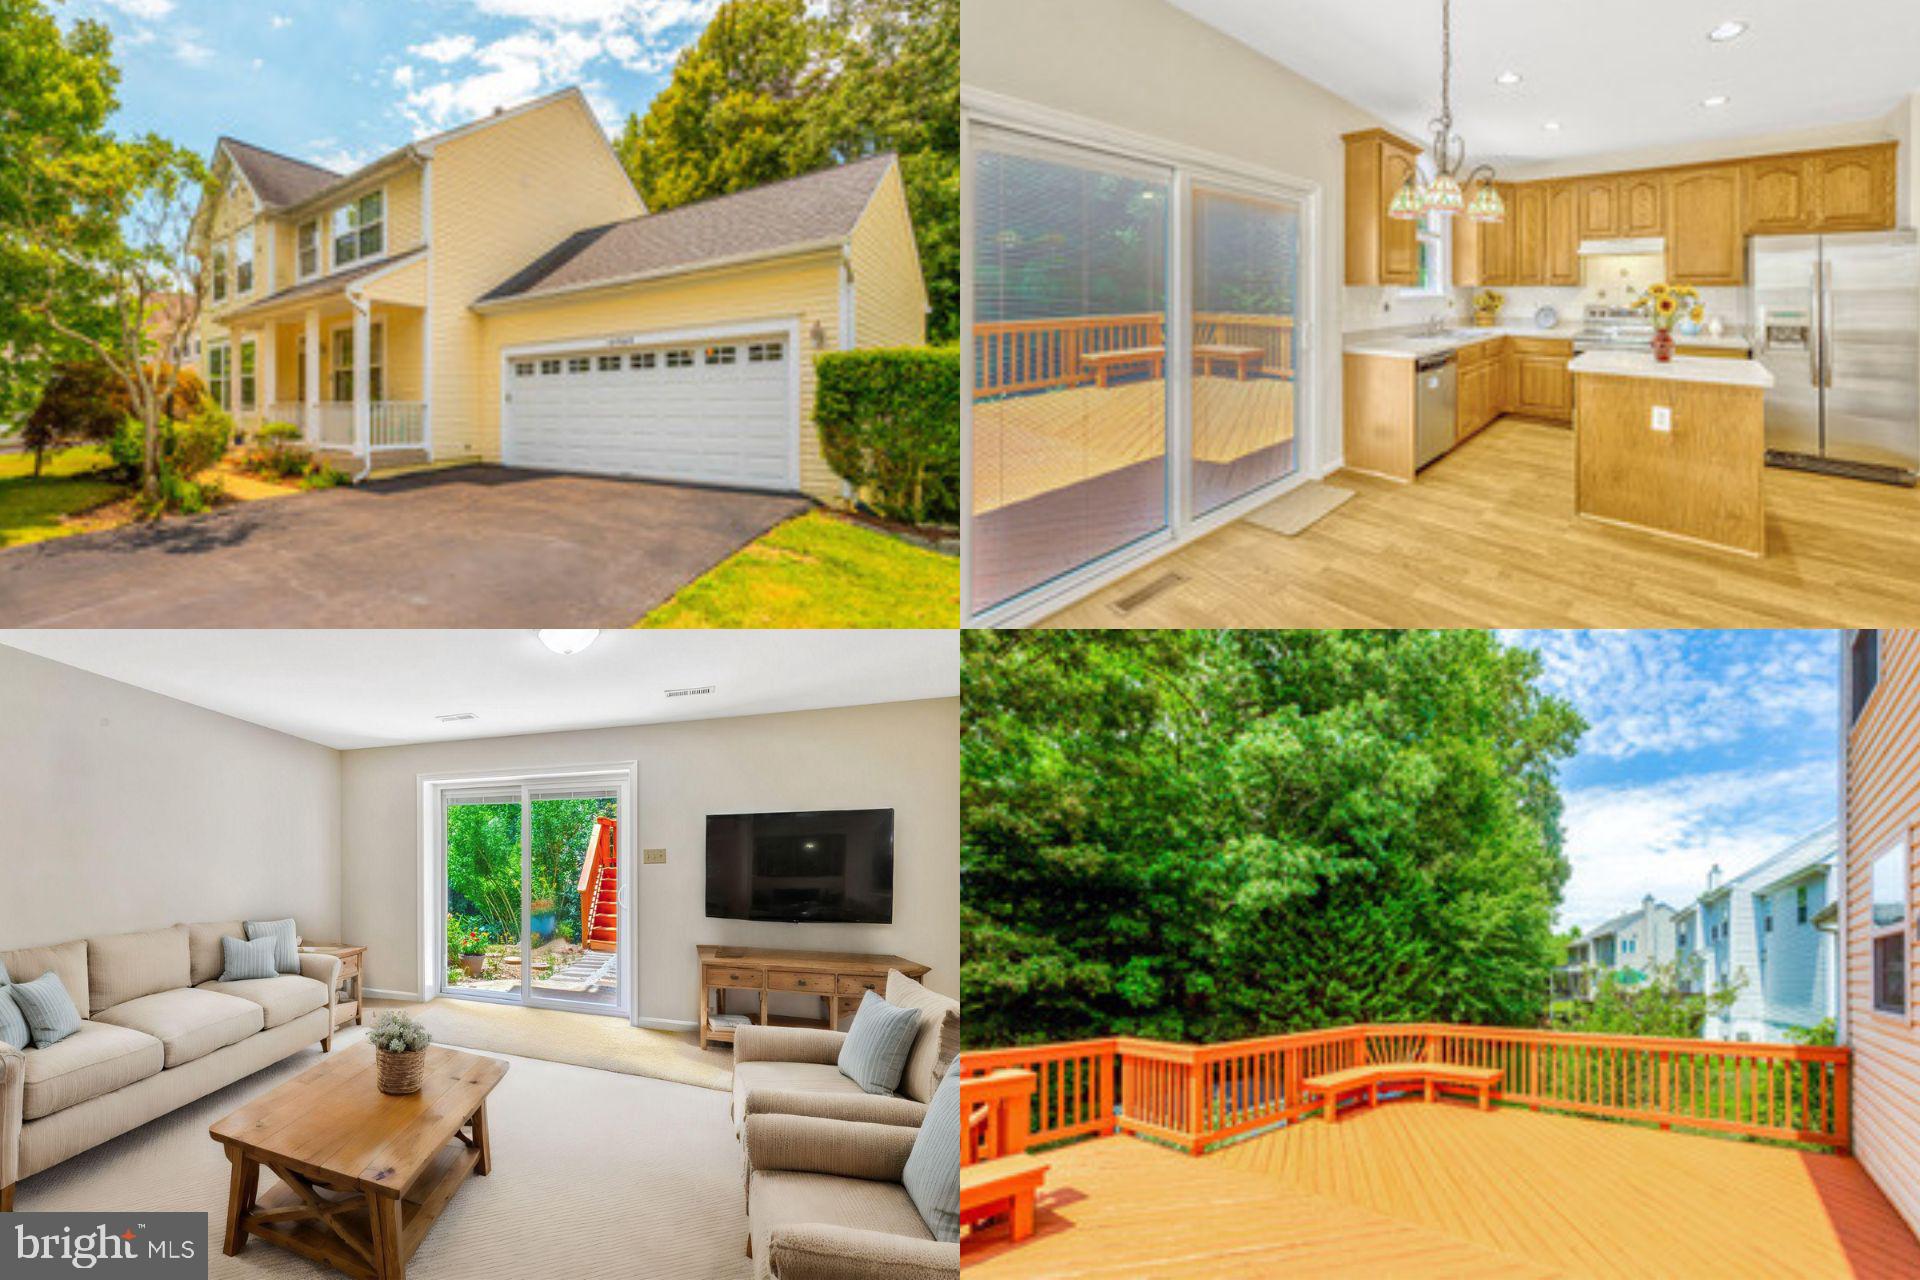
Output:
(366, 997), (734, 1092)
(1241, 481), (1355, 536)
(13, 1026), (750, 1279)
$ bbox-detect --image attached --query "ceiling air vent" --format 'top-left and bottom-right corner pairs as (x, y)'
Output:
(665, 686), (715, 699)
(435, 712), (479, 723)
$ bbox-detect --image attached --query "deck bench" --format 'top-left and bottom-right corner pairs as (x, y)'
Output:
(1193, 343), (1265, 380)
(1081, 346), (1166, 388)
(961, 1153), (1049, 1242)
(1302, 1062), (1504, 1123)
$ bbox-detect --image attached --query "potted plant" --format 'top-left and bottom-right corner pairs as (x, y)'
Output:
(451, 921), (488, 978)
(368, 1011), (433, 1095)
(1633, 282), (1701, 362)
(1472, 289), (1505, 327)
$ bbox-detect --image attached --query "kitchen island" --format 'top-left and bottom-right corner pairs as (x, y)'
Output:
(1569, 350), (1776, 555)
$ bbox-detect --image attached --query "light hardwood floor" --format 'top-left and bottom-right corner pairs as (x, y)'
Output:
(1045, 417), (1920, 627)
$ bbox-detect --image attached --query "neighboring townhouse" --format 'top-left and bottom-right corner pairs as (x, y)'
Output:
(1554, 896), (1675, 999)
(1839, 628), (1920, 1238)
(1672, 825), (1839, 1042)
(191, 86), (927, 497)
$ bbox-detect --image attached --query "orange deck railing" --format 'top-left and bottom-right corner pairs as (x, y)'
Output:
(961, 1023), (1851, 1155)
(973, 313), (1296, 399)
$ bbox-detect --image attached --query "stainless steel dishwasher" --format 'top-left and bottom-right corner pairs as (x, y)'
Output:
(1414, 351), (1457, 470)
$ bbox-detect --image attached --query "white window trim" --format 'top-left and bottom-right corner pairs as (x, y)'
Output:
(959, 87), (1323, 628)
(325, 318), (388, 402)
(296, 218), (320, 282)
(233, 226), (255, 297)
(210, 241), (229, 304)
(1867, 833), (1911, 1021)
(1399, 155), (1450, 300)
(238, 337), (257, 411)
(328, 185), (389, 273)
(206, 341), (231, 409)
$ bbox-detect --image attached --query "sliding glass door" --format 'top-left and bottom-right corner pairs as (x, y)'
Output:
(1190, 185), (1303, 514)
(442, 776), (624, 1015)
(970, 126), (1172, 614)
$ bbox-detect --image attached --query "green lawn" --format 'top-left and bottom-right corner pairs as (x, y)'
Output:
(638, 510), (958, 628)
(0, 446), (126, 547)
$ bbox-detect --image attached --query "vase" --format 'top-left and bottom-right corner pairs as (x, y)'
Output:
(1474, 313), (1495, 327)
(1651, 330), (1675, 363)
(459, 953), (485, 978)
(376, 1047), (427, 1095)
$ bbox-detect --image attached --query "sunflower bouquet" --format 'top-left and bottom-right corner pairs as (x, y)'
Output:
(1632, 282), (1702, 334)
(1472, 290), (1505, 326)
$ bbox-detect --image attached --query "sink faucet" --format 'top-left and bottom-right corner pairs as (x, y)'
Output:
(1424, 313), (1448, 335)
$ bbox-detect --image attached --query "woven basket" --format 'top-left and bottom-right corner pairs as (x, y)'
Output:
(376, 1047), (427, 1095)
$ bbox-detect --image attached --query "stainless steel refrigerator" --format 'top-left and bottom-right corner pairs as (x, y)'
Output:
(1750, 231), (1920, 483)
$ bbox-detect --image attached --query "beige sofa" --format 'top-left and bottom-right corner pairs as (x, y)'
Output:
(745, 1112), (959, 1280)
(1, 922), (340, 1210)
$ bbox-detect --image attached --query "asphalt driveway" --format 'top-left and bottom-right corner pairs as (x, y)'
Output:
(0, 466), (810, 626)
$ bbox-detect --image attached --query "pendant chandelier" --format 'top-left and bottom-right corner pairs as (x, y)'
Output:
(1390, 0), (1505, 223)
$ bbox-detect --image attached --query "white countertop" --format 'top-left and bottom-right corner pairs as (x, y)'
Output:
(1344, 325), (1751, 359)
(1566, 350), (1775, 389)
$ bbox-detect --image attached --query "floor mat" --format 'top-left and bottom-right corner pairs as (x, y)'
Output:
(1241, 481), (1354, 535)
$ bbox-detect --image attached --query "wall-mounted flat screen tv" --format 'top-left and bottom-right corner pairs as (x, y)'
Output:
(705, 809), (894, 924)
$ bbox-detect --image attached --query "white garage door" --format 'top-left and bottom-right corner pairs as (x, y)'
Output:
(503, 332), (794, 489)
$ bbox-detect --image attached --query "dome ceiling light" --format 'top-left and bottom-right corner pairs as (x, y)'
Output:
(1389, 0), (1505, 225)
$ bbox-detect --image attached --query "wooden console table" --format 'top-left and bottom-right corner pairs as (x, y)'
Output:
(697, 945), (930, 1049)
(299, 944), (366, 1030)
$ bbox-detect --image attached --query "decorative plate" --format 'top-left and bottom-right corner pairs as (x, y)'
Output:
(1534, 305), (1559, 329)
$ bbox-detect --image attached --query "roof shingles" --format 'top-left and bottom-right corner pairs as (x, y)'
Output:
(219, 138), (340, 209)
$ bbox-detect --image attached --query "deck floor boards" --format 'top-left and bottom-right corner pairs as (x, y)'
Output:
(964, 1101), (1920, 1277)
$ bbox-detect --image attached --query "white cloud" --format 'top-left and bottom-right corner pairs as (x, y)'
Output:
(172, 36), (213, 66)
(400, 29), (608, 132)
(308, 144), (379, 173)
(250, 57), (263, 71)
(269, 14), (292, 29)
(465, 0), (717, 31)
(1557, 761), (1835, 928)
(412, 34), (479, 64)
(102, 0), (173, 19)
(1507, 630), (1835, 761)
(393, 65), (416, 89)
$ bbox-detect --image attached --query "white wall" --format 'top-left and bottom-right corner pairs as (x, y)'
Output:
(962, 0), (1389, 474)
(0, 644), (342, 951)
(338, 698), (959, 1023)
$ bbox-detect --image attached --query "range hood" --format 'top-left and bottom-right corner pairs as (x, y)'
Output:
(1578, 236), (1665, 257)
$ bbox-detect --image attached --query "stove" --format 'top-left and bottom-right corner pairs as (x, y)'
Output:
(1571, 304), (1654, 353)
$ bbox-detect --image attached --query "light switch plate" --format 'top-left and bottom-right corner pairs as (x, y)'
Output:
(642, 847), (667, 865)
(1651, 406), (1672, 433)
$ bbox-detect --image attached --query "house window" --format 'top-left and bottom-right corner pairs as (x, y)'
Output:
(1870, 838), (1908, 1015)
(515, 361), (535, 377)
(239, 339), (256, 411)
(540, 359), (561, 375)
(328, 323), (385, 401)
(666, 349), (693, 368)
(629, 352), (656, 370)
(206, 344), (229, 408)
(210, 242), (228, 303)
(597, 355), (622, 372)
(1852, 631), (1881, 725)
(1797, 884), (1809, 924)
(297, 220), (319, 279)
(234, 227), (254, 295)
(331, 191), (384, 267)
(704, 345), (737, 366)
(568, 357), (591, 374)
(748, 341), (784, 363)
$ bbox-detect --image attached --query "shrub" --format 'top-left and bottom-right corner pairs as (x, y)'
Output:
(255, 420), (303, 445)
(106, 404), (232, 514)
(300, 463), (349, 490)
(815, 346), (959, 526)
(24, 361), (123, 476)
(171, 404), (233, 478)
(107, 415), (160, 480)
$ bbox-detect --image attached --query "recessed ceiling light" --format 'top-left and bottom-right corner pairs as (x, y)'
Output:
(434, 712), (478, 723)
(537, 629), (599, 656)
(1707, 20), (1748, 42)
(1543, 120), (1562, 132)
(1702, 95), (1730, 108)
(1495, 71), (1523, 86)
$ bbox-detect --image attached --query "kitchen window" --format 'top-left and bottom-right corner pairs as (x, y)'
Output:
(210, 241), (228, 303)
(329, 323), (385, 401)
(1852, 631), (1881, 725)
(1870, 837), (1908, 1015)
(297, 220), (319, 279)
(238, 339), (256, 410)
(233, 228), (254, 295)
(331, 191), (385, 267)
(1401, 157), (1449, 299)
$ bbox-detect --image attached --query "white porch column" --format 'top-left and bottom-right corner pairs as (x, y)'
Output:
(351, 300), (371, 455)
(303, 309), (321, 440)
(259, 322), (276, 423)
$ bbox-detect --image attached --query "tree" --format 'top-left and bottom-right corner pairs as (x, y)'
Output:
(962, 630), (1586, 1048)
(21, 360), (121, 476)
(1555, 962), (1741, 1039)
(0, 0), (122, 429)
(616, 0), (959, 341)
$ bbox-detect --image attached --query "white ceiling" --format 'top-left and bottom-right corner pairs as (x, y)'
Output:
(0, 630), (958, 750)
(1170, 0), (1920, 165)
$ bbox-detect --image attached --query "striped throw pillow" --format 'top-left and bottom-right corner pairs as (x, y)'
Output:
(902, 1064), (961, 1243)
(836, 990), (921, 1096)
(0, 959), (28, 1051)
(244, 919), (299, 974)
(10, 971), (83, 1048)
(220, 935), (280, 982)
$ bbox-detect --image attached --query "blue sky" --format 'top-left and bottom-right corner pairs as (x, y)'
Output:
(1501, 630), (1840, 931)
(71, 0), (725, 171)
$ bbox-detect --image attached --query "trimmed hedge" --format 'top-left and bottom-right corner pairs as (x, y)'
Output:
(815, 346), (958, 526)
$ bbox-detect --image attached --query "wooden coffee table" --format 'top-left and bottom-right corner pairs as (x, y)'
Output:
(210, 1042), (507, 1280)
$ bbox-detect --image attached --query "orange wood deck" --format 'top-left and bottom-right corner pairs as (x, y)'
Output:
(964, 1104), (1920, 1278)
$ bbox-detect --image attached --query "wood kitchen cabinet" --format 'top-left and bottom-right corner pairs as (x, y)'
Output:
(1511, 184), (1546, 285)
(1545, 182), (1580, 284)
(1619, 174), (1664, 236)
(1814, 144), (1897, 231)
(1511, 338), (1574, 421)
(1745, 155), (1817, 233)
(1455, 340), (1503, 442)
(1577, 179), (1620, 239)
(1667, 166), (1745, 285)
(1343, 129), (1423, 286)
(1453, 182), (1513, 286)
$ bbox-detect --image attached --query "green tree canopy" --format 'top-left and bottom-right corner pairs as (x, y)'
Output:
(616, 0), (957, 341)
(962, 630), (1586, 1048)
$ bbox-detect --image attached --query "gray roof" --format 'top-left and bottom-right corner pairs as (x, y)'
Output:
(219, 138), (341, 209)
(1745, 822), (1839, 895)
(222, 247), (428, 319)
(478, 153), (897, 304)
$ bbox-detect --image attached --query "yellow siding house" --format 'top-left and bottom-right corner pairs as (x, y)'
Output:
(193, 87), (927, 498)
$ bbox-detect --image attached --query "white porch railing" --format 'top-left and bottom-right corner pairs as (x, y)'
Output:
(255, 401), (426, 453)
(263, 403), (306, 433)
(313, 403), (356, 449)
(370, 401), (427, 449)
